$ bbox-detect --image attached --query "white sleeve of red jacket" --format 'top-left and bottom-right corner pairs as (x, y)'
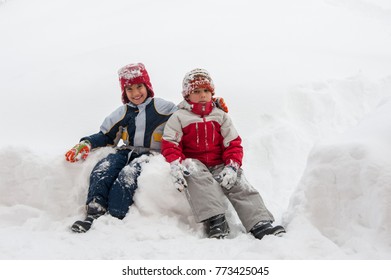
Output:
(220, 113), (243, 166)
(161, 113), (185, 163)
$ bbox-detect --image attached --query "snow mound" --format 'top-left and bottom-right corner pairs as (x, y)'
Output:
(286, 98), (391, 258)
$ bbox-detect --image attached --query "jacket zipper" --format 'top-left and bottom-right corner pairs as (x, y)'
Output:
(203, 116), (208, 164)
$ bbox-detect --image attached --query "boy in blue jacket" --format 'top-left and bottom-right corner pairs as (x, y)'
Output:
(65, 63), (177, 233)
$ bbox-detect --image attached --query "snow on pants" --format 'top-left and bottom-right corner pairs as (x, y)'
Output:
(86, 149), (143, 219)
(186, 159), (275, 232)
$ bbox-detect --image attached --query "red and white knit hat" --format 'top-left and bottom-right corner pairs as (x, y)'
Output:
(182, 68), (215, 98)
(118, 63), (154, 104)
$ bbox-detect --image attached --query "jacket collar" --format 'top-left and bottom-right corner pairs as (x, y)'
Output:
(127, 97), (153, 109)
(179, 99), (214, 117)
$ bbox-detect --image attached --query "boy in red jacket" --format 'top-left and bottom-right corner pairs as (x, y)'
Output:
(161, 69), (285, 239)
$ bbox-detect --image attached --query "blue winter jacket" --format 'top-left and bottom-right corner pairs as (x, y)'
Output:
(81, 97), (177, 151)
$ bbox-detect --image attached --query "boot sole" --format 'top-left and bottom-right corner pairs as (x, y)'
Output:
(71, 217), (94, 233)
(71, 223), (87, 233)
(270, 226), (286, 237)
(209, 231), (230, 239)
(209, 225), (231, 239)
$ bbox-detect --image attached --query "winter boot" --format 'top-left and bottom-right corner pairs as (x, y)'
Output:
(71, 200), (106, 233)
(204, 214), (230, 239)
(250, 221), (285, 240)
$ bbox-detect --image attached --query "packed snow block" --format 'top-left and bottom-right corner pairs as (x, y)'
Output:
(299, 143), (390, 234)
(287, 100), (391, 250)
(134, 155), (193, 218)
(0, 146), (113, 221)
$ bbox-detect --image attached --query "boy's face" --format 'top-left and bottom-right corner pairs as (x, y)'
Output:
(187, 87), (212, 103)
(125, 83), (148, 105)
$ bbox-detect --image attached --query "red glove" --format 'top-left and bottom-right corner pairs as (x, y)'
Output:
(65, 140), (91, 162)
(213, 97), (228, 113)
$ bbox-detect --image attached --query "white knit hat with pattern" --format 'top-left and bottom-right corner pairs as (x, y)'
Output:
(182, 68), (215, 97)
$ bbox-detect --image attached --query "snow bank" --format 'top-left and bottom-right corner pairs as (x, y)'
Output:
(2, 0), (391, 261)
(285, 80), (391, 258)
(1, 74), (391, 259)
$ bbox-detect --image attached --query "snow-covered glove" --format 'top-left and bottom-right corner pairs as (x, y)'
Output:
(131, 154), (151, 165)
(213, 97), (229, 113)
(170, 161), (190, 192)
(65, 140), (91, 162)
(214, 162), (240, 190)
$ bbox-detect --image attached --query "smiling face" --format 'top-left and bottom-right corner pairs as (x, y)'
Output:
(187, 87), (213, 103)
(124, 83), (148, 105)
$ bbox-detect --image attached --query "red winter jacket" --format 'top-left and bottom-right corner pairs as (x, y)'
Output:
(161, 99), (243, 167)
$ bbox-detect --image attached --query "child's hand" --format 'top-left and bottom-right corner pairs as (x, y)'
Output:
(170, 161), (190, 192)
(214, 162), (239, 190)
(65, 140), (91, 162)
(213, 97), (228, 113)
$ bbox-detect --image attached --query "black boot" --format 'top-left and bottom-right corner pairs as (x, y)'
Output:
(71, 200), (106, 233)
(250, 222), (285, 240)
(204, 214), (230, 239)
(71, 216), (95, 233)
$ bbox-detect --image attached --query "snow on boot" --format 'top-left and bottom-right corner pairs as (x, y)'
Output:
(85, 200), (106, 218)
(250, 222), (285, 240)
(71, 200), (106, 233)
(204, 214), (230, 239)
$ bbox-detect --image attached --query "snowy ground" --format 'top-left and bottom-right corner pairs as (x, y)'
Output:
(1, 0), (391, 273)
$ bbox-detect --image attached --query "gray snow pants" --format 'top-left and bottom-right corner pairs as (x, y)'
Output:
(185, 159), (274, 232)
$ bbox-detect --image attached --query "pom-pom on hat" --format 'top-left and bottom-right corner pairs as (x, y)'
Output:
(118, 63), (154, 104)
(182, 68), (215, 98)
